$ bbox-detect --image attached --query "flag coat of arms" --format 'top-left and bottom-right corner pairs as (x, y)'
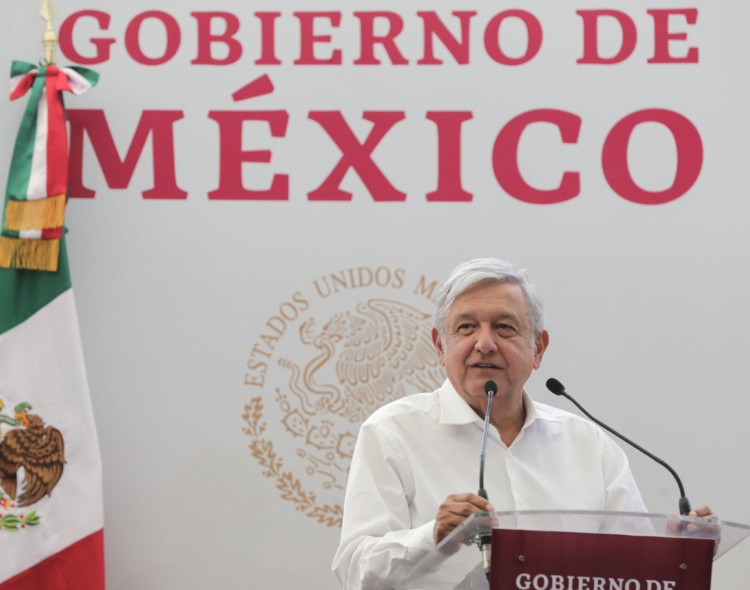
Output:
(0, 57), (105, 589)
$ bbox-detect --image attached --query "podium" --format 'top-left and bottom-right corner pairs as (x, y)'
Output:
(395, 511), (750, 590)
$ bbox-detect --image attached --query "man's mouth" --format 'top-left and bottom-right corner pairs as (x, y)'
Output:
(473, 363), (501, 369)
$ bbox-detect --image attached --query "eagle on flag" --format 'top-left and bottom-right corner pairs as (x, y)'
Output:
(0, 401), (66, 508)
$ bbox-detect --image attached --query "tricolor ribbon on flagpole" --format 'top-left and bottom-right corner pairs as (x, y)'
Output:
(0, 60), (97, 271)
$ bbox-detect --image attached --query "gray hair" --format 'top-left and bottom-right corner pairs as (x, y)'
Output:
(434, 258), (546, 341)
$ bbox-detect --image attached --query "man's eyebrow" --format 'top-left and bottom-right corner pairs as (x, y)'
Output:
(450, 312), (520, 324)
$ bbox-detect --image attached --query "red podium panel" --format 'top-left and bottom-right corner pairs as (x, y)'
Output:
(397, 511), (749, 589)
(491, 529), (714, 590)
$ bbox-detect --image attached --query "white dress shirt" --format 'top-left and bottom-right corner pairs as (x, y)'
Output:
(332, 379), (647, 590)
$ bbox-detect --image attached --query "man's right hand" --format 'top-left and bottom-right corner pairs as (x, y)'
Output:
(433, 492), (494, 544)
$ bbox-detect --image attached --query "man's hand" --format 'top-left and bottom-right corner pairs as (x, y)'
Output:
(433, 493), (494, 545)
(686, 505), (720, 540)
(666, 504), (719, 540)
(689, 505), (716, 519)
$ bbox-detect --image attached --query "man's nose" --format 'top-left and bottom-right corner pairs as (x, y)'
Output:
(474, 325), (498, 353)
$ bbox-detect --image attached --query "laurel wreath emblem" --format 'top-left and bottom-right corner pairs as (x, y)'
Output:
(0, 510), (41, 532)
(0, 492), (41, 532)
(242, 396), (343, 527)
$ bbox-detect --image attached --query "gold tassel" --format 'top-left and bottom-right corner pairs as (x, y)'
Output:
(4, 194), (66, 231)
(0, 235), (60, 271)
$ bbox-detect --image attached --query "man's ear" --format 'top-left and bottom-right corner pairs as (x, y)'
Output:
(432, 327), (446, 366)
(533, 330), (550, 369)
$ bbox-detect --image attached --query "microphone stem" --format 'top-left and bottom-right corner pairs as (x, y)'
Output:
(477, 386), (496, 581)
(478, 392), (494, 498)
(558, 390), (690, 514)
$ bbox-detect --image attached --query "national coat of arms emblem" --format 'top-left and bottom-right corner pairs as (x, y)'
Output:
(0, 400), (65, 531)
(242, 267), (445, 527)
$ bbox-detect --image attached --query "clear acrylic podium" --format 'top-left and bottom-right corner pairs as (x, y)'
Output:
(394, 511), (750, 590)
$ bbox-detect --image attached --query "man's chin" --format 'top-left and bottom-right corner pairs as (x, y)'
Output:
(468, 370), (503, 387)
(466, 378), (503, 398)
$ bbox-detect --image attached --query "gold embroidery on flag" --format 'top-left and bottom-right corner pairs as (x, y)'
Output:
(4, 193), (66, 231)
(0, 236), (60, 271)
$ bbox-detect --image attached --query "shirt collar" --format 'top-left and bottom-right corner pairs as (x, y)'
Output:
(438, 379), (483, 425)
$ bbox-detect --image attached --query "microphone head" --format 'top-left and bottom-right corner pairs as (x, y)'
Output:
(545, 378), (566, 395)
(484, 381), (497, 396)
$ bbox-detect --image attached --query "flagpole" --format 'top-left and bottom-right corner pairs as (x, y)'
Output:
(40, 0), (57, 65)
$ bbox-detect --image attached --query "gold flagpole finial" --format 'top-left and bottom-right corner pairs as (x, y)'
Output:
(40, 0), (58, 64)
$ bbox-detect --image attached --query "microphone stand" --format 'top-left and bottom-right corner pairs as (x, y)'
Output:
(545, 377), (691, 516)
(477, 380), (496, 579)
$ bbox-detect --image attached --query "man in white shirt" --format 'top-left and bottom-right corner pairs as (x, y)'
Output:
(332, 258), (714, 590)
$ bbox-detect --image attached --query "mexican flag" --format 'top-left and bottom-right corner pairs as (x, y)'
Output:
(0, 63), (105, 588)
(0, 240), (105, 588)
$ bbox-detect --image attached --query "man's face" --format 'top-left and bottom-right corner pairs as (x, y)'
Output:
(432, 281), (549, 415)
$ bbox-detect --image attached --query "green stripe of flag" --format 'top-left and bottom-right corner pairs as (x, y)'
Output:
(0, 233), (71, 334)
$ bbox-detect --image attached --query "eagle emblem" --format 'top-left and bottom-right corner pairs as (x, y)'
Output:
(274, 298), (444, 490)
(0, 400), (65, 509)
(243, 291), (445, 527)
(280, 298), (444, 424)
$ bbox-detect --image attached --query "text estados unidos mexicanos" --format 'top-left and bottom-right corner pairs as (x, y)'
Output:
(515, 573), (677, 590)
(59, 8), (703, 204)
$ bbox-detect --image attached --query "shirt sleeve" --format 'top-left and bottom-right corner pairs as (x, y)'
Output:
(331, 418), (436, 590)
(598, 427), (648, 512)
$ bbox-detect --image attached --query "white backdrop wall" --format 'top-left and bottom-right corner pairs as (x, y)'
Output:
(1, 1), (749, 588)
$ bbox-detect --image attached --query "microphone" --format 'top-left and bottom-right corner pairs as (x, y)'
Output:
(545, 377), (691, 516)
(478, 380), (496, 500)
(477, 380), (496, 580)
